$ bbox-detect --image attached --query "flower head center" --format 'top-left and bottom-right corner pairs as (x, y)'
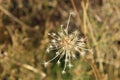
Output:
(62, 37), (73, 51)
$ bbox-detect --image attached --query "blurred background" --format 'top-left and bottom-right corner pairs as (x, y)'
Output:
(0, 0), (120, 80)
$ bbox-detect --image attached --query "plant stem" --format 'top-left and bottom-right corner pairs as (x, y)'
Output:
(84, 57), (101, 80)
(70, 0), (101, 80)
(70, 0), (83, 31)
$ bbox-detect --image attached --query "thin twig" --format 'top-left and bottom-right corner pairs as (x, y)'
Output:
(66, 12), (72, 35)
(82, 1), (101, 79)
(81, 1), (89, 35)
(83, 1), (102, 80)
(71, 0), (101, 80)
(86, 9), (104, 74)
(0, 5), (30, 31)
(9, 57), (46, 79)
(70, 0), (83, 31)
(84, 57), (101, 80)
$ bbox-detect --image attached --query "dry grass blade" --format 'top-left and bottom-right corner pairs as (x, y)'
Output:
(0, 5), (29, 31)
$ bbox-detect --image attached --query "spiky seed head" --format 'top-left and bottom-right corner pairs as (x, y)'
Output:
(44, 12), (93, 73)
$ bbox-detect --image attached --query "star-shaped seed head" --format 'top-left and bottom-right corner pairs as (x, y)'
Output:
(45, 12), (93, 73)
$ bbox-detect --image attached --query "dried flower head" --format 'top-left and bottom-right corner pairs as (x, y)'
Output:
(44, 12), (93, 74)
